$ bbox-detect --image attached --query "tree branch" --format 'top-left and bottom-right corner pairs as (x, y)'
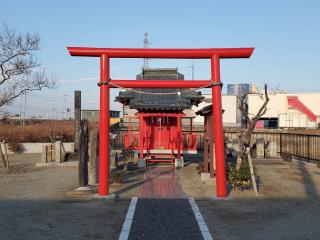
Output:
(0, 24), (55, 108)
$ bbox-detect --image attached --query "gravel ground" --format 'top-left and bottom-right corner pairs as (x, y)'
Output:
(1, 153), (320, 240)
(0, 154), (129, 240)
(197, 198), (320, 240)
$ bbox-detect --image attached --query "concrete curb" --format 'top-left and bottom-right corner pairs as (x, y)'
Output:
(36, 161), (78, 167)
(92, 193), (116, 200)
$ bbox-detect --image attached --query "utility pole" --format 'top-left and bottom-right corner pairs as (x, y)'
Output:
(63, 94), (68, 119)
(19, 94), (23, 125)
(188, 59), (195, 80)
(23, 92), (27, 125)
(143, 33), (151, 69)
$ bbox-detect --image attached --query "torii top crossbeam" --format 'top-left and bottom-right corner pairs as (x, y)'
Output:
(67, 47), (253, 58)
(67, 46), (254, 198)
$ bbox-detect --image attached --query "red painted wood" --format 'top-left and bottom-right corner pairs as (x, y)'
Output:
(109, 80), (212, 88)
(211, 54), (227, 198)
(67, 47), (254, 59)
(98, 54), (109, 196)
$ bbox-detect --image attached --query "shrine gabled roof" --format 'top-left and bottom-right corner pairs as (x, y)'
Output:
(115, 68), (204, 111)
(195, 104), (225, 116)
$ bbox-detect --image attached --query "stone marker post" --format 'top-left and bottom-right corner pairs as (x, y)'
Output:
(74, 90), (81, 153)
(88, 130), (98, 185)
(256, 138), (265, 159)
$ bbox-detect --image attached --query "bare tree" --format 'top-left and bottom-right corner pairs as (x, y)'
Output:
(236, 84), (269, 170)
(0, 24), (55, 108)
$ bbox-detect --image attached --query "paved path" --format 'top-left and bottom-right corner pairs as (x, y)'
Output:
(128, 198), (203, 240)
(139, 167), (186, 199)
(119, 166), (213, 240)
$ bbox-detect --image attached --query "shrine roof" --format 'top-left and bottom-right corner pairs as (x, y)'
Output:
(196, 104), (225, 116)
(115, 68), (204, 111)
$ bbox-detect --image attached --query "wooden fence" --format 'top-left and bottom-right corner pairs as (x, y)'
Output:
(113, 129), (320, 162)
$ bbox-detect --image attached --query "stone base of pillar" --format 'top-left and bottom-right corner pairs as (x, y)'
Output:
(175, 157), (184, 168)
(200, 172), (212, 182)
(137, 158), (146, 168)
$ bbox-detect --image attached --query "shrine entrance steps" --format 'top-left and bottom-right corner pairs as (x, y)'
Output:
(143, 150), (184, 167)
(119, 166), (213, 240)
(146, 153), (175, 165)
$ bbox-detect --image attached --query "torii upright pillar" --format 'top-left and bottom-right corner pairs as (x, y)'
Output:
(99, 54), (110, 195)
(211, 54), (227, 197)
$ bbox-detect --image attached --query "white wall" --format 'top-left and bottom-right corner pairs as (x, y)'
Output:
(192, 94), (241, 127)
(1, 142), (74, 155)
(248, 93), (288, 118)
(222, 95), (242, 127)
(279, 113), (316, 128)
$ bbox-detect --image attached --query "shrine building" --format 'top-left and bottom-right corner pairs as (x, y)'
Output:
(116, 68), (204, 167)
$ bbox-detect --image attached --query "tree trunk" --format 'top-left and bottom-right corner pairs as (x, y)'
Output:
(0, 146), (6, 168)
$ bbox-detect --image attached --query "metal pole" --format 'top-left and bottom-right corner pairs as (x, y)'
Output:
(211, 54), (227, 198)
(98, 54), (110, 196)
(23, 92), (27, 125)
(19, 94), (23, 125)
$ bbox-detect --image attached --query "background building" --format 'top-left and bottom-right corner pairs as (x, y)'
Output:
(248, 92), (320, 128)
(194, 84), (320, 129)
(81, 109), (121, 125)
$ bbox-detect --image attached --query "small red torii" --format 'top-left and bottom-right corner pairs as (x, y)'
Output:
(67, 47), (254, 198)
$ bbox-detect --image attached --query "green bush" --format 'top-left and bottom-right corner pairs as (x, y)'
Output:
(122, 149), (134, 162)
(111, 171), (124, 183)
(226, 160), (254, 190)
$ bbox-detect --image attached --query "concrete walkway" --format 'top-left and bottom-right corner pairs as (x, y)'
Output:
(120, 166), (212, 240)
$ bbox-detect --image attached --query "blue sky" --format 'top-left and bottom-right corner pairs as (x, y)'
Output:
(1, 0), (320, 118)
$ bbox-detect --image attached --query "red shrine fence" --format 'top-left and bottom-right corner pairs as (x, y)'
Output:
(114, 128), (320, 163)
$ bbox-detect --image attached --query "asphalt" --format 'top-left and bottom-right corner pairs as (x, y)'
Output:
(128, 198), (203, 240)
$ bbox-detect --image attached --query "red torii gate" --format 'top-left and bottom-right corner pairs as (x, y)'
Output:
(67, 47), (254, 198)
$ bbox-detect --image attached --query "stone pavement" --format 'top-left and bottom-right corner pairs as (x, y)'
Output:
(120, 166), (212, 240)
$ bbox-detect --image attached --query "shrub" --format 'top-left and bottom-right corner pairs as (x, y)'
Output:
(196, 162), (215, 176)
(111, 171), (124, 183)
(226, 160), (254, 190)
(0, 120), (74, 143)
(8, 141), (24, 153)
(196, 162), (204, 174)
(122, 149), (134, 162)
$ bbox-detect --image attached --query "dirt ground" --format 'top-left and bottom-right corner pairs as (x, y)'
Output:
(1, 153), (320, 239)
(0, 154), (129, 240)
